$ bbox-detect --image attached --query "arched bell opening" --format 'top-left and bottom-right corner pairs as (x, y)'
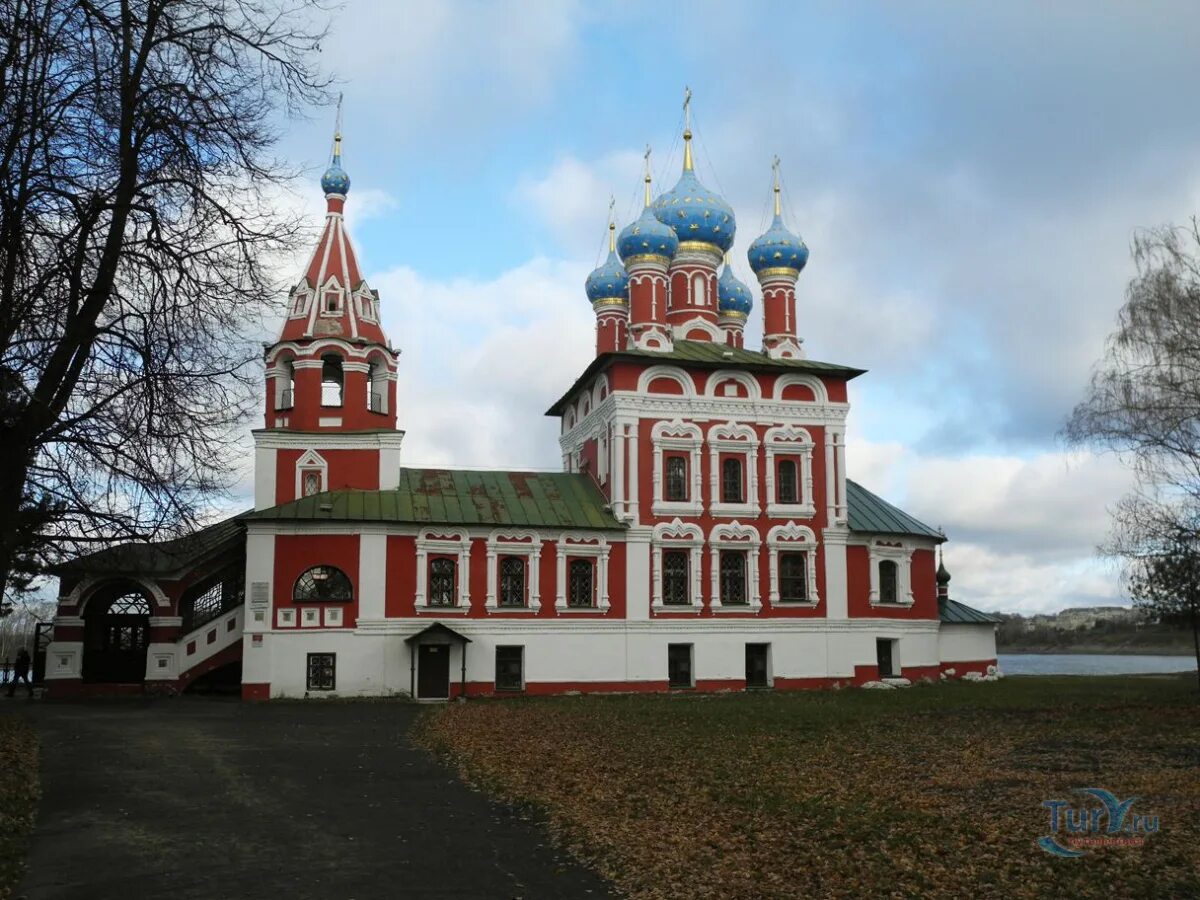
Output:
(82, 584), (153, 683)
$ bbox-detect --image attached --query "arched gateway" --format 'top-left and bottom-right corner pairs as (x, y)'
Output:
(83, 587), (152, 683)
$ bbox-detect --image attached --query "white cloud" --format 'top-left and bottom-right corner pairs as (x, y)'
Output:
(371, 257), (592, 470)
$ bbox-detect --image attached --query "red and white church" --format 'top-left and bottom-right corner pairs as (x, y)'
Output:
(43, 118), (999, 699)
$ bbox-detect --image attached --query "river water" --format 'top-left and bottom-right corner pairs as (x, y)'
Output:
(1000, 653), (1197, 676)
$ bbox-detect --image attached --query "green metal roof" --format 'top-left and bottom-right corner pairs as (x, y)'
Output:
(846, 480), (943, 541)
(53, 511), (249, 577)
(939, 597), (1002, 625)
(250, 468), (624, 530)
(546, 340), (866, 415)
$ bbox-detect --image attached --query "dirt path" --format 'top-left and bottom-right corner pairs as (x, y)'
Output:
(19, 699), (611, 899)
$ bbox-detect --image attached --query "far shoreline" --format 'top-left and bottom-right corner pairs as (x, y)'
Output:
(999, 646), (1195, 657)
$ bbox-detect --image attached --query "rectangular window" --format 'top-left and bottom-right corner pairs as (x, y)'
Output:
(721, 456), (744, 503)
(568, 558), (594, 608)
(720, 550), (748, 605)
(662, 549), (690, 605)
(306, 653), (336, 691)
(777, 459), (799, 504)
(665, 455), (688, 501)
(667, 643), (693, 688)
(499, 556), (525, 608)
(778, 551), (808, 603)
(428, 557), (456, 607)
(495, 646), (524, 692)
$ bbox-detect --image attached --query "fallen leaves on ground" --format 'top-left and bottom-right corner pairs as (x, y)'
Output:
(0, 713), (39, 900)
(415, 677), (1200, 899)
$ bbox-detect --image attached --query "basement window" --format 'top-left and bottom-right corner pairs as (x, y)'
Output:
(306, 653), (336, 691)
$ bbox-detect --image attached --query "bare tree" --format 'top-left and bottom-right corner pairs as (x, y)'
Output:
(0, 0), (332, 608)
(1065, 222), (1200, 688)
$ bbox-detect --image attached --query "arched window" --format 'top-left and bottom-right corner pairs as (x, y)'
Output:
(367, 357), (387, 414)
(321, 354), (344, 407)
(293, 566), (353, 602)
(499, 557), (525, 608)
(568, 559), (594, 608)
(108, 592), (152, 615)
(276, 358), (295, 411)
(721, 457), (743, 504)
(878, 560), (899, 604)
(692, 272), (707, 307)
(428, 558), (456, 607)
(720, 551), (747, 605)
(777, 459), (798, 504)
(665, 456), (688, 501)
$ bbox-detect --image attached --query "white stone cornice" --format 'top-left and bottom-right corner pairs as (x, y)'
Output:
(252, 429), (405, 451)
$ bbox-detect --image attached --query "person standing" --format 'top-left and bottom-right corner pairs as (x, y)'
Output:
(6, 647), (32, 698)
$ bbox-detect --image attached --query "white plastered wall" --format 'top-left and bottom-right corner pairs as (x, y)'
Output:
(938, 623), (998, 663)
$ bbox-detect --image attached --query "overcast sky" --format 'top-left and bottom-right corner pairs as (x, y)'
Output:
(244, 0), (1200, 615)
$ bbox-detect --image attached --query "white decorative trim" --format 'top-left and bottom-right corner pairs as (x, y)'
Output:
(869, 540), (915, 606)
(300, 607), (321, 627)
(763, 335), (804, 360)
(709, 521), (762, 611)
(635, 365), (697, 397)
(266, 339), (397, 367)
(650, 419), (703, 516)
(278, 608), (296, 627)
(707, 421), (760, 518)
(764, 425), (816, 518)
(324, 607), (343, 627)
(670, 315), (724, 343)
(318, 417), (343, 428)
(415, 529), (473, 612)
(651, 519), (704, 612)
(67, 575), (172, 611)
(772, 373), (829, 404)
(252, 429), (405, 451)
(295, 449), (328, 498)
(766, 522), (820, 606)
(703, 370), (761, 401)
(485, 530), (542, 612)
(555, 532), (610, 612)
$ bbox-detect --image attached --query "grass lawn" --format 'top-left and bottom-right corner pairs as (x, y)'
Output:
(417, 676), (1200, 899)
(0, 713), (38, 900)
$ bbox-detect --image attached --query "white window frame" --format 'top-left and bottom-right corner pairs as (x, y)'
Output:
(709, 521), (761, 611)
(555, 532), (610, 612)
(708, 421), (760, 518)
(294, 450), (328, 499)
(415, 530), (472, 613)
(485, 530), (541, 613)
(767, 522), (820, 606)
(764, 425), (816, 518)
(651, 518), (704, 612)
(355, 286), (379, 323)
(868, 540), (915, 606)
(319, 278), (344, 317)
(651, 419), (703, 516)
(288, 287), (311, 318)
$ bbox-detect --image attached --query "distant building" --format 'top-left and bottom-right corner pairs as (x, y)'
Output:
(44, 114), (998, 699)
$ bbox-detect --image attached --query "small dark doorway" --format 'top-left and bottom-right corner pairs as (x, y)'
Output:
(84, 588), (152, 683)
(745, 643), (769, 688)
(876, 638), (896, 679)
(417, 644), (451, 699)
(667, 643), (692, 689)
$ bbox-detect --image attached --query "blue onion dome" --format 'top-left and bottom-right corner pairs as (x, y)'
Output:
(321, 133), (350, 196)
(651, 131), (735, 252)
(618, 204), (679, 264)
(718, 262), (753, 317)
(748, 170), (808, 276)
(585, 225), (630, 304)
